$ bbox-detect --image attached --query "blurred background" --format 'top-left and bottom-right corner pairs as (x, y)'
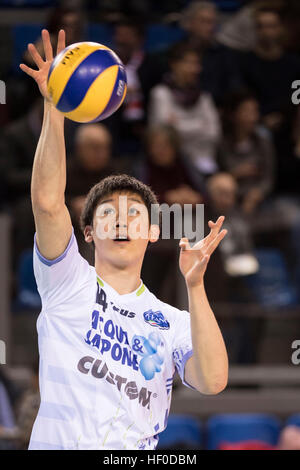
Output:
(1, 0), (300, 451)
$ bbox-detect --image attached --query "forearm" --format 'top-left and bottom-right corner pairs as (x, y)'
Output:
(185, 283), (228, 394)
(31, 99), (66, 211)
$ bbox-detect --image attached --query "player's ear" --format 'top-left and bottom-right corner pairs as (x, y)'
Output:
(149, 224), (160, 243)
(84, 225), (94, 243)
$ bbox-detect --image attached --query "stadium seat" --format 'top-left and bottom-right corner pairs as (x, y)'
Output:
(245, 248), (299, 307)
(157, 414), (202, 449)
(12, 24), (43, 72)
(286, 414), (300, 428)
(145, 24), (185, 52)
(206, 413), (281, 450)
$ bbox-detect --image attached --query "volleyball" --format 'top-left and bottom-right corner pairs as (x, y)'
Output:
(47, 42), (127, 123)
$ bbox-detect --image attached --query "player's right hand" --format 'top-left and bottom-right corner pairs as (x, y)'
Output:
(19, 29), (65, 100)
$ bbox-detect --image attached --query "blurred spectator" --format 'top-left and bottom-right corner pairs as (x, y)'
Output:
(149, 43), (221, 176)
(218, 90), (275, 216)
(206, 172), (257, 277)
(217, 1), (258, 51)
(1, 97), (77, 268)
(238, 6), (300, 194)
(139, 125), (205, 205)
(180, 1), (242, 105)
(205, 172), (258, 362)
(23, 7), (85, 67)
(107, 19), (164, 155)
(66, 123), (129, 263)
(0, 99), (43, 205)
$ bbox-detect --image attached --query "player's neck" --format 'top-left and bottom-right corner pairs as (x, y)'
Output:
(94, 259), (142, 295)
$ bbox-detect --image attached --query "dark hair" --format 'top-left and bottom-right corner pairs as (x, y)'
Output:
(168, 41), (200, 66)
(222, 89), (259, 138)
(145, 125), (181, 152)
(80, 174), (159, 232)
(223, 89), (258, 116)
(254, 6), (282, 22)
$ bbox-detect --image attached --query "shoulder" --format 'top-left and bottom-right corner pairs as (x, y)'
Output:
(144, 288), (189, 325)
(150, 83), (170, 98)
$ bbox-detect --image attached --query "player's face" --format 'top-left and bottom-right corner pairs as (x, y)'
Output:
(91, 191), (158, 268)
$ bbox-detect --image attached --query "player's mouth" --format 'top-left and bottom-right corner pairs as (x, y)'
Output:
(113, 235), (130, 242)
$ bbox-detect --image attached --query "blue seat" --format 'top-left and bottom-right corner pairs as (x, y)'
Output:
(286, 414), (300, 428)
(245, 248), (299, 308)
(206, 413), (281, 450)
(12, 24), (43, 72)
(145, 24), (185, 52)
(157, 414), (202, 449)
(86, 23), (113, 48)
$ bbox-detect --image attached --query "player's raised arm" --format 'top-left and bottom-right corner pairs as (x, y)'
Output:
(20, 29), (72, 260)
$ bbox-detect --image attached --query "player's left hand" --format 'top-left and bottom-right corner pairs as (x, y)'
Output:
(179, 216), (227, 288)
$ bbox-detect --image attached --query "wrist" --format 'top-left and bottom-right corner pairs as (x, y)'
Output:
(186, 280), (205, 293)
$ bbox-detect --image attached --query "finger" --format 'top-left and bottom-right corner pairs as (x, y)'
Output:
(179, 237), (191, 251)
(19, 63), (37, 78)
(27, 43), (44, 68)
(42, 29), (53, 61)
(203, 215), (225, 246)
(56, 29), (66, 55)
(206, 229), (227, 255)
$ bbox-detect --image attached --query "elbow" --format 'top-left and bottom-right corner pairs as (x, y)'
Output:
(198, 376), (228, 395)
(32, 195), (65, 215)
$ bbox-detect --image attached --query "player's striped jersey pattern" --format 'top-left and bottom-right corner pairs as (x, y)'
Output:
(29, 229), (194, 450)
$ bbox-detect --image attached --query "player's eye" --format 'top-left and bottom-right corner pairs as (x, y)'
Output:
(101, 207), (115, 216)
(128, 207), (139, 216)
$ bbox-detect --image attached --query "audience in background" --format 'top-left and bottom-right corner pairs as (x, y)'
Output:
(180, 1), (242, 106)
(238, 6), (300, 194)
(139, 125), (205, 205)
(149, 43), (221, 176)
(219, 90), (275, 216)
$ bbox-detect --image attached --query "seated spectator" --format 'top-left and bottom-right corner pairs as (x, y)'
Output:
(180, 1), (242, 105)
(0, 97), (76, 267)
(238, 6), (300, 194)
(205, 172), (259, 363)
(106, 19), (164, 155)
(149, 43), (221, 176)
(206, 172), (257, 277)
(139, 125), (205, 205)
(218, 90), (275, 216)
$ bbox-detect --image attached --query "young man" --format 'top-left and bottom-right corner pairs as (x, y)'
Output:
(20, 29), (228, 450)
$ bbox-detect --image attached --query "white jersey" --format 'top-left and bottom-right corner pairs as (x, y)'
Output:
(29, 229), (194, 450)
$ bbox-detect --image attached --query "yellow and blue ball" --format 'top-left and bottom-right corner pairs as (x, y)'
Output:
(47, 42), (127, 123)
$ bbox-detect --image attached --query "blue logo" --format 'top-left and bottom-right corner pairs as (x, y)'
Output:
(132, 332), (165, 380)
(143, 309), (170, 330)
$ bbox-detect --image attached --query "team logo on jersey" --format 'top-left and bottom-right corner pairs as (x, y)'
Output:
(143, 309), (170, 330)
(132, 332), (165, 380)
